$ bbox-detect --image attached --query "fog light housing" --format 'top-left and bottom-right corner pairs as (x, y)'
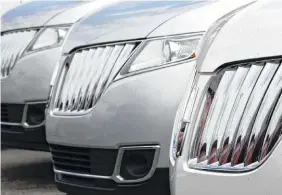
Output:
(25, 103), (46, 126)
(114, 146), (160, 182)
(120, 149), (155, 180)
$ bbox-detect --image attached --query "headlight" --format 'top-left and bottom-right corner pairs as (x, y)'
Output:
(122, 34), (203, 73)
(188, 60), (282, 172)
(27, 26), (70, 52)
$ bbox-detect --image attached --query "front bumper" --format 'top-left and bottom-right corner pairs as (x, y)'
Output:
(1, 47), (62, 151)
(1, 125), (48, 151)
(56, 168), (169, 195)
(47, 61), (196, 193)
(47, 61), (196, 167)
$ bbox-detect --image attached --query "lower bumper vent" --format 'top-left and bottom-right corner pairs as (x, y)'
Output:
(52, 144), (160, 185)
(50, 144), (117, 176)
(1, 104), (24, 123)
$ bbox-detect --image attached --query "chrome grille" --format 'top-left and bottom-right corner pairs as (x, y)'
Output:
(53, 43), (137, 114)
(1, 30), (37, 79)
(189, 60), (282, 171)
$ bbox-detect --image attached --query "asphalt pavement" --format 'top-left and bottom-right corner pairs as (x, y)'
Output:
(1, 147), (64, 195)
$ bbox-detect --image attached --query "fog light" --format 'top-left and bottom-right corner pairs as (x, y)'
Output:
(120, 149), (155, 180)
(26, 104), (46, 126)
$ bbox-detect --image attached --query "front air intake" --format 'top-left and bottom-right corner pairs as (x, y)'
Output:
(189, 59), (282, 172)
(53, 43), (138, 114)
(50, 144), (118, 176)
(52, 145), (160, 184)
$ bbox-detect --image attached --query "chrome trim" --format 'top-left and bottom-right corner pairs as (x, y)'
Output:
(217, 65), (263, 164)
(54, 169), (112, 180)
(183, 86), (198, 123)
(69, 39), (142, 54)
(199, 70), (236, 160)
(231, 62), (278, 165)
(171, 65), (197, 161)
(1, 122), (22, 126)
(246, 64), (282, 164)
(1, 101), (47, 129)
(112, 145), (161, 183)
(261, 95), (282, 159)
(188, 59), (282, 172)
(21, 101), (47, 129)
(52, 42), (139, 115)
(54, 145), (161, 184)
(1, 26), (41, 35)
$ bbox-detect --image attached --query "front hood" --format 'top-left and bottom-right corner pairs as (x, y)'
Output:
(62, 1), (213, 53)
(1, 1), (85, 32)
(197, 0), (282, 72)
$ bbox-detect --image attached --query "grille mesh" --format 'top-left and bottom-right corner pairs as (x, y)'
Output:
(1, 104), (24, 123)
(53, 43), (137, 114)
(1, 30), (37, 79)
(189, 60), (282, 171)
(50, 144), (118, 176)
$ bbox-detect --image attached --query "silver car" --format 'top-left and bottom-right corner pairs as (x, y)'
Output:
(46, 1), (254, 194)
(1, 0), (118, 151)
(171, 0), (282, 194)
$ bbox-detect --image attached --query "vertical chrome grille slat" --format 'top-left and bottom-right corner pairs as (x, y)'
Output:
(231, 62), (279, 165)
(1, 30), (37, 79)
(2, 34), (14, 75)
(85, 46), (114, 108)
(61, 52), (83, 111)
(105, 43), (136, 89)
(54, 66), (68, 110)
(199, 70), (236, 161)
(84, 47), (106, 110)
(68, 51), (89, 111)
(189, 59), (282, 172)
(209, 67), (250, 163)
(6, 37), (18, 75)
(76, 49), (97, 110)
(94, 45), (124, 100)
(245, 63), (282, 165)
(53, 42), (138, 114)
(218, 65), (263, 165)
(261, 94), (282, 160)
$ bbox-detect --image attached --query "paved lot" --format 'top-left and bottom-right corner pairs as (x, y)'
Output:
(1, 147), (64, 195)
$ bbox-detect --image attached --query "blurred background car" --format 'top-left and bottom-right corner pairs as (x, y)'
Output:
(1, 0), (31, 15)
(46, 1), (255, 194)
(1, 0), (119, 151)
(170, 0), (282, 194)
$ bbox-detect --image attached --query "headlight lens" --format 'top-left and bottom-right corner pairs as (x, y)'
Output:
(124, 34), (202, 73)
(28, 27), (69, 52)
(188, 60), (282, 172)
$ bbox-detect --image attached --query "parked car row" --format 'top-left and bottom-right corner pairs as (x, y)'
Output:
(1, 0), (281, 195)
